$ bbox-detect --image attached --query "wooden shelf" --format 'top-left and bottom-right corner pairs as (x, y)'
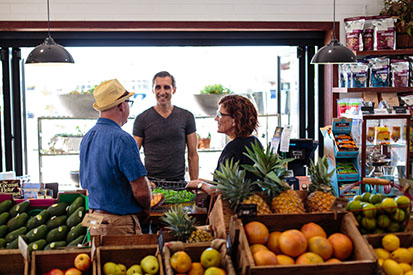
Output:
(356, 49), (413, 57)
(332, 87), (413, 93)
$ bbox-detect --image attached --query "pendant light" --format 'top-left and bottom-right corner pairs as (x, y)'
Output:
(25, 0), (74, 64)
(311, 0), (356, 64)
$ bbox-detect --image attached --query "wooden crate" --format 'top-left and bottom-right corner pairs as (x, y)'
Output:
(0, 249), (29, 275)
(235, 212), (377, 275)
(97, 245), (163, 275)
(162, 240), (235, 275)
(31, 248), (93, 275)
(364, 232), (413, 275)
(100, 232), (174, 247)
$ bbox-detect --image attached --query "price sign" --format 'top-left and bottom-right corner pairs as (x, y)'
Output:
(236, 204), (257, 217)
(0, 180), (21, 194)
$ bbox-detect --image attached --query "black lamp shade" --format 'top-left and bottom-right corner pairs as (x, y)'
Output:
(26, 36), (74, 64)
(311, 39), (357, 64)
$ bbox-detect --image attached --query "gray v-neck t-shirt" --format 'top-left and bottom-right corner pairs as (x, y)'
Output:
(132, 106), (196, 180)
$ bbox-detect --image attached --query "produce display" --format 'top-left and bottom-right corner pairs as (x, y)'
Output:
(244, 221), (354, 265)
(103, 254), (160, 275)
(169, 248), (226, 275)
(152, 188), (196, 205)
(346, 193), (411, 233)
(372, 233), (413, 275)
(0, 196), (87, 251)
(161, 205), (214, 243)
(42, 253), (91, 275)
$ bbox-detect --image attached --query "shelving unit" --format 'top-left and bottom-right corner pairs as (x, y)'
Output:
(360, 114), (411, 193)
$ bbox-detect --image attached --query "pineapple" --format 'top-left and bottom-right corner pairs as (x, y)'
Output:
(306, 156), (337, 212)
(161, 204), (214, 243)
(243, 141), (305, 214)
(214, 159), (272, 215)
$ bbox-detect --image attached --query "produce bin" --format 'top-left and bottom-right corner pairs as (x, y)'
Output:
(162, 239), (235, 275)
(235, 212), (377, 275)
(364, 232), (413, 274)
(31, 248), (93, 275)
(97, 244), (164, 275)
(0, 249), (29, 275)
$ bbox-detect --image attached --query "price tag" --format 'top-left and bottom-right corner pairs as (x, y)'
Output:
(330, 197), (349, 211)
(81, 213), (104, 229)
(394, 106), (407, 113)
(361, 106), (374, 114)
(157, 228), (164, 255)
(18, 235), (28, 262)
(236, 204), (257, 217)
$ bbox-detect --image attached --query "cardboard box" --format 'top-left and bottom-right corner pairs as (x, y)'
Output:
(97, 245), (163, 275)
(31, 248), (93, 275)
(0, 249), (29, 275)
(234, 212), (377, 275)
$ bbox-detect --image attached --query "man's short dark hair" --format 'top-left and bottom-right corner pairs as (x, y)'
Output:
(152, 71), (176, 88)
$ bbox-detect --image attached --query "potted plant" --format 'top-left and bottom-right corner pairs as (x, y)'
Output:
(380, 0), (413, 48)
(58, 85), (99, 118)
(194, 84), (232, 116)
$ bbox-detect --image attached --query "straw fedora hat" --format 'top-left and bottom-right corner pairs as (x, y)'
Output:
(93, 79), (135, 111)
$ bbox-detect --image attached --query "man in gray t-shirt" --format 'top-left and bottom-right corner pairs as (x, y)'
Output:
(133, 71), (199, 181)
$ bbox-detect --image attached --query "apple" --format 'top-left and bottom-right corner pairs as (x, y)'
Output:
(49, 269), (64, 275)
(140, 255), (159, 274)
(118, 263), (127, 275)
(74, 253), (91, 271)
(103, 262), (121, 275)
(64, 268), (82, 275)
(126, 264), (143, 275)
(200, 248), (221, 269)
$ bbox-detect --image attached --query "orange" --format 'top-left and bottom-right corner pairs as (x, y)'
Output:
(276, 254), (295, 265)
(170, 251), (192, 273)
(328, 233), (353, 260)
(308, 236), (333, 260)
(188, 262), (205, 275)
(267, 231), (282, 254)
(250, 244), (268, 256)
(279, 229), (308, 257)
(204, 267), (227, 275)
(244, 221), (269, 245)
(296, 252), (324, 264)
(253, 249), (278, 266)
(301, 222), (327, 240)
(325, 258), (341, 263)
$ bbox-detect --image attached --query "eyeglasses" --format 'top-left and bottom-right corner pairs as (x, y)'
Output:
(216, 110), (233, 119)
(125, 99), (134, 107)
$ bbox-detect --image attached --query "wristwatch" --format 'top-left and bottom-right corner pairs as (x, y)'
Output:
(197, 182), (203, 190)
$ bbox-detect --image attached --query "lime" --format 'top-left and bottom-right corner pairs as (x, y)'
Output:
(378, 193), (386, 202)
(369, 194), (382, 204)
(382, 198), (398, 214)
(392, 208), (406, 222)
(395, 196), (411, 210)
(361, 217), (377, 231)
(362, 203), (377, 218)
(377, 214), (391, 228)
(362, 192), (372, 202)
(347, 200), (363, 212)
(388, 221), (400, 232)
(353, 195), (362, 201)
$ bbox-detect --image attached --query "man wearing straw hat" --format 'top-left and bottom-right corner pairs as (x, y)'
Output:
(80, 79), (152, 235)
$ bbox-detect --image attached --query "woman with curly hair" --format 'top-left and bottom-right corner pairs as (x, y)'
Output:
(186, 94), (263, 194)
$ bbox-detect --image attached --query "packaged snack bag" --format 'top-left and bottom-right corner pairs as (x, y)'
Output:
(350, 62), (369, 88)
(339, 64), (351, 88)
(390, 59), (409, 87)
(362, 16), (374, 51)
(345, 17), (365, 51)
(368, 57), (390, 87)
(372, 16), (396, 50)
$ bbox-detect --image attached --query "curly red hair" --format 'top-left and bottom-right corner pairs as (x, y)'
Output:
(218, 95), (259, 138)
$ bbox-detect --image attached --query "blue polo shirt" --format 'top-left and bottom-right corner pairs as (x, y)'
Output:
(79, 118), (147, 215)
